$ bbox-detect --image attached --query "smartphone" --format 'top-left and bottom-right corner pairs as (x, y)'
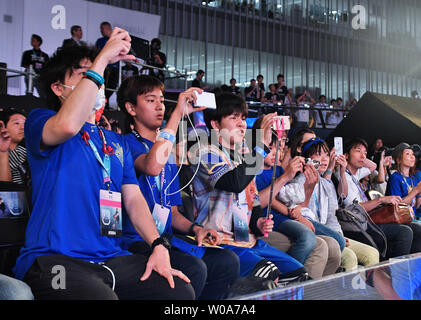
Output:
(194, 91), (216, 109)
(272, 116), (291, 131)
(334, 137), (343, 155)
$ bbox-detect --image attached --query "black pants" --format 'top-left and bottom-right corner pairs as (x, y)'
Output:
(23, 254), (195, 300)
(129, 241), (240, 300)
(378, 223), (413, 259)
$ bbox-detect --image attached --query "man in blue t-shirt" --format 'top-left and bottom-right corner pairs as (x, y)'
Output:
(117, 75), (241, 300)
(13, 27), (195, 300)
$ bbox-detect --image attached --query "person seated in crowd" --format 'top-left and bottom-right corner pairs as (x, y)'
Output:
(13, 27), (196, 300)
(0, 109), (29, 185)
(368, 138), (384, 161)
(386, 143), (421, 221)
(0, 273), (33, 300)
(121, 60), (139, 81)
(245, 79), (262, 103)
(253, 121), (341, 278)
(263, 84), (283, 105)
(367, 148), (393, 195)
(191, 70), (209, 91)
(283, 88), (294, 107)
(20, 34), (50, 96)
(229, 78), (241, 97)
(298, 138), (380, 270)
(313, 95), (329, 129)
(274, 74), (288, 102)
(117, 75), (241, 300)
(335, 138), (417, 259)
(256, 74), (265, 96)
(295, 91), (315, 129)
(62, 25), (87, 48)
(190, 92), (309, 287)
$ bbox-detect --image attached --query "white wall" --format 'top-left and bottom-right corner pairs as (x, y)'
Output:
(0, 0), (161, 96)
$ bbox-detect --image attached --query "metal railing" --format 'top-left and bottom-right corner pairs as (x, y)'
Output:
(245, 101), (350, 129)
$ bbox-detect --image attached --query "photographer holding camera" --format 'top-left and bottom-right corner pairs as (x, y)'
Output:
(147, 38), (167, 83)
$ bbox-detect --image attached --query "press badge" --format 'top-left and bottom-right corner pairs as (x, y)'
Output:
(232, 193), (250, 242)
(99, 190), (122, 237)
(152, 204), (170, 236)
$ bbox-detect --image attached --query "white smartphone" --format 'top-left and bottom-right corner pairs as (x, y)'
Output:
(334, 137), (343, 155)
(273, 116), (291, 131)
(194, 91), (216, 109)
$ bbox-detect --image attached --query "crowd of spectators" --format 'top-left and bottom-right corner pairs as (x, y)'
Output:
(0, 25), (420, 301)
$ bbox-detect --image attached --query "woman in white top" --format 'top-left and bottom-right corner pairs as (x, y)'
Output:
(278, 137), (380, 271)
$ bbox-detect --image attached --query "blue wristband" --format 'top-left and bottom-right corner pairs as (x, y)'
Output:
(84, 70), (105, 86)
(254, 146), (268, 158)
(159, 131), (176, 144)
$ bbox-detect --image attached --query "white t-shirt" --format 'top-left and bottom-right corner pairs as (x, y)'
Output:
(295, 102), (309, 122)
(336, 167), (371, 206)
(314, 103), (329, 128)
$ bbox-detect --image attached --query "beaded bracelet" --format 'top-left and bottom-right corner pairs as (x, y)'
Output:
(83, 70), (105, 88)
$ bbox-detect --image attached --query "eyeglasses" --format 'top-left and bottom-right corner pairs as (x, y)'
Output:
(57, 83), (76, 91)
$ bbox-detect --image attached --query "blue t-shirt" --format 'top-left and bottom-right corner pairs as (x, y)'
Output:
(95, 36), (119, 69)
(13, 108), (138, 280)
(386, 171), (420, 214)
(118, 133), (182, 250)
(255, 166), (289, 228)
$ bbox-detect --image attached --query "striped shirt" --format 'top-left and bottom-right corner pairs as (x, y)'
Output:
(8, 145), (27, 184)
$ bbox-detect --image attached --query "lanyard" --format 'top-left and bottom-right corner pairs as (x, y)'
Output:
(132, 130), (165, 206)
(399, 172), (415, 207)
(346, 169), (368, 202)
(81, 126), (112, 189)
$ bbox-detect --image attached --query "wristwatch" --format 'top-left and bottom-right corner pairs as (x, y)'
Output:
(151, 236), (171, 251)
(188, 222), (203, 235)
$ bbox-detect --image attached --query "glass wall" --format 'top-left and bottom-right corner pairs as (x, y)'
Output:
(89, 0), (421, 100)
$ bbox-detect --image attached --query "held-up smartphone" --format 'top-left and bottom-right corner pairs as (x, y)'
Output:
(334, 137), (343, 155)
(194, 91), (217, 109)
(272, 116), (291, 131)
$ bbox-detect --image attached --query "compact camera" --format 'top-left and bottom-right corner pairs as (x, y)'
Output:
(306, 158), (321, 170)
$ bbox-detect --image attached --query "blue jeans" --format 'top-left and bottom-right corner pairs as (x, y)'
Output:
(275, 219), (317, 264)
(310, 220), (346, 252)
(0, 273), (33, 300)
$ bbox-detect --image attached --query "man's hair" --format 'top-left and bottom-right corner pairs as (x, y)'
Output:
(319, 95), (326, 100)
(204, 92), (248, 131)
(100, 21), (111, 27)
(257, 74), (263, 80)
(197, 69), (205, 76)
(277, 74), (284, 79)
(70, 25), (81, 35)
(230, 78), (236, 83)
(151, 38), (161, 46)
(0, 108), (27, 126)
(38, 45), (99, 111)
(31, 34), (42, 45)
(344, 137), (368, 155)
(117, 75), (165, 131)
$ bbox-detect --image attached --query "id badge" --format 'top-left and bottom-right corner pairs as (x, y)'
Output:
(152, 204), (170, 236)
(99, 189), (122, 237)
(232, 193), (250, 242)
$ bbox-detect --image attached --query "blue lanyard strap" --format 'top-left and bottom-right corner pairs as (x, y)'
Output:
(346, 169), (368, 202)
(399, 172), (415, 207)
(82, 127), (112, 189)
(132, 130), (165, 206)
